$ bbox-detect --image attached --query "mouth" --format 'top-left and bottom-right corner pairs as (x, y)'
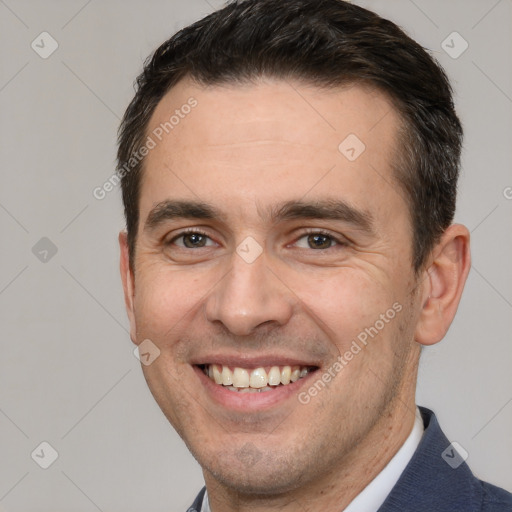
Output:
(193, 361), (320, 412)
(197, 364), (318, 393)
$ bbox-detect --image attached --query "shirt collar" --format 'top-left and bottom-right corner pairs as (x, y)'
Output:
(343, 406), (424, 512)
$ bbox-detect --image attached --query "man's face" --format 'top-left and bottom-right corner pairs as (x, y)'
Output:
(121, 78), (423, 495)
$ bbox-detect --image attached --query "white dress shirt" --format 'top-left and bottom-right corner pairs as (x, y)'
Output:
(201, 407), (424, 512)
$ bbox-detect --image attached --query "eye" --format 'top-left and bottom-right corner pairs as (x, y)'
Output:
(169, 230), (216, 249)
(294, 231), (344, 250)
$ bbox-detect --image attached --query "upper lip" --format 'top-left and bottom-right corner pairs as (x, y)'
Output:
(191, 354), (321, 369)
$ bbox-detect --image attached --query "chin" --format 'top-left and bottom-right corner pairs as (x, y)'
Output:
(190, 434), (317, 497)
(207, 459), (303, 496)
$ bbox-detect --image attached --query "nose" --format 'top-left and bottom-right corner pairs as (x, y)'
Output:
(204, 246), (294, 336)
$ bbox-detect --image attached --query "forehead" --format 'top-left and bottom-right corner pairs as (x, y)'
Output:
(140, 77), (406, 229)
(148, 77), (398, 149)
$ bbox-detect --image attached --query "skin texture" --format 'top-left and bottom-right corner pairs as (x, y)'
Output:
(119, 78), (471, 511)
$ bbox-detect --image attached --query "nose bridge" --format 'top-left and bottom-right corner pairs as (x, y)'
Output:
(204, 244), (294, 336)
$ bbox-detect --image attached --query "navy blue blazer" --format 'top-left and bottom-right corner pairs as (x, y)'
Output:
(187, 406), (512, 511)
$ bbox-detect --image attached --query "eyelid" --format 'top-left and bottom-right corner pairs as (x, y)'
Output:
(291, 228), (349, 248)
(167, 228), (216, 247)
(166, 227), (348, 249)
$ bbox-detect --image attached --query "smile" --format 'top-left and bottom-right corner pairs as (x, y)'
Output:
(199, 364), (316, 392)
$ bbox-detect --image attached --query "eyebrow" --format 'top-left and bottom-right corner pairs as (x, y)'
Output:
(269, 199), (374, 234)
(143, 198), (375, 234)
(144, 200), (218, 231)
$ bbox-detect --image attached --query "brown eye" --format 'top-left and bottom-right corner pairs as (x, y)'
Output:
(170, 231), (214, 248)
(293, 231), (345, 250)
(307, 233), (334, 249)
(183, 233), (207, 248)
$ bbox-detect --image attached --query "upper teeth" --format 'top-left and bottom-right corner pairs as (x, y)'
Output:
(205, 364), (310, 389)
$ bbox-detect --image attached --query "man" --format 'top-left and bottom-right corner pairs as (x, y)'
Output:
(117, 0), (512, 510)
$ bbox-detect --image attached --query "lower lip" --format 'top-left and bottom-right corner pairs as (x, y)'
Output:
(194, 365), (317, 412)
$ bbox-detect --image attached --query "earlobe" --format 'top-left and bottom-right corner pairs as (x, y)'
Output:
(119, 231), (138, 344)
(414, 224), (471, 346)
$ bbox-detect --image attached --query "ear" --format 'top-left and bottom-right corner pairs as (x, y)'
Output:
(414, 224), (471, 346)
(119, 230), (138, 344)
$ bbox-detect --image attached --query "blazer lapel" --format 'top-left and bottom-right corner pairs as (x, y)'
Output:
(377, 407), (481, 512)
(187, 486), (206, 512)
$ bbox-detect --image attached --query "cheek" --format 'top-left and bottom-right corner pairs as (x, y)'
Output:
(133, 267), (207, 340)
(290, 269), (396, 347)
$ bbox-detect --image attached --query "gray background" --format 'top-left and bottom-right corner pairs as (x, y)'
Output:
(0, 0), (511, 510)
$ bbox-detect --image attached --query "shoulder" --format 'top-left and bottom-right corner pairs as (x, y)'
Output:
(479, 480), (512, 511)
(378, 407), (512, 512)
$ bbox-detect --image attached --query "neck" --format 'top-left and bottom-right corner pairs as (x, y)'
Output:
(205, 388), (418, 512)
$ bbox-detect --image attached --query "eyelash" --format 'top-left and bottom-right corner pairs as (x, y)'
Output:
(168, 228), (347, 249)
(297, 228), (347, 247)
(168, 228), (212, 246)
